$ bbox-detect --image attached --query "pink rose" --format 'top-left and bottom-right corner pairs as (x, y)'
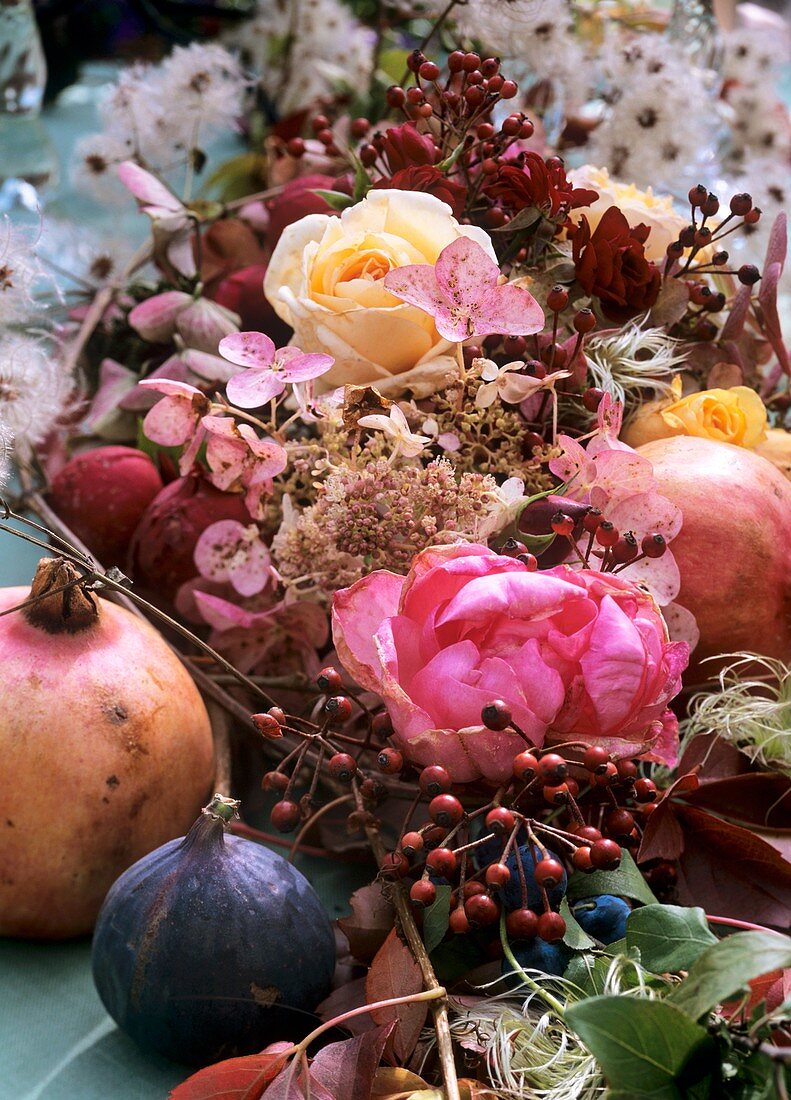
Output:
(332, 544), (688, 783)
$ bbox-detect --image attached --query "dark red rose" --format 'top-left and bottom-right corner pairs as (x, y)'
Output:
(373, 165), (467, 218)
(487, 154), (597, 218)
(211, 264), (292, 345)
(198, 217), (267, 294)
(266, 174), (337, 249)
(379, 123), (440, 174)
(571, 206), (662, 322)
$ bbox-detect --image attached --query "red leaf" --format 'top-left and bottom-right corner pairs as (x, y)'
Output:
(339, 883), (396, 964)
(720, 283), (752, 342)
(366, 928), (427, 1061)
(682, 772), (791, 830)
(317, 977), (376, 1037)
(677, 733), (749, 781)
(170, 1045), (293, 1100)
(310, 1024), (394, 1100)
(263, 1062), (333, 1100)
(666, 805), (791, 925)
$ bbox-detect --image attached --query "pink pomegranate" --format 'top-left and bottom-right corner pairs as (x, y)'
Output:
(638, 436), (791, 678)
(129, 475), (251, 600)
(0, 558), (215, 938)
(48, 446), (163, 565)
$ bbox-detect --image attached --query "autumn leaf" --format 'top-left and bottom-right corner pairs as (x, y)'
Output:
(339, 882), (396, 964)
(366, 928), (427, 1061)
(310, 1024), (394, 1100)
(317, 977), (375, 1036)
(169, 1043), (293, 1100)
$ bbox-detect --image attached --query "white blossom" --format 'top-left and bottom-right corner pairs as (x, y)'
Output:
(0, 218), (42, 325)
(0, 336), (72, 450)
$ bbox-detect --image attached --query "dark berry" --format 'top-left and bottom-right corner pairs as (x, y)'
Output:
(537, 911), (566, 943)
(539, 753), (568, 783)
(410, 879), (436, 908)
(604, 809), (635, 837)
(737, 264), (760, 286)
(547, 285), (569, 312)
(574, 825), (602, 844)
(426, 847), (457, 878)
(583, 387), (605, 412)
(583, 746), (610, 773)
(401, 831), (424, 858)
(590, 839), (622, 871)
(642, 533), (667, 558)
(482, 700), (512, 731)
(262, 770), (289, 792)
(616, 759), (637, 780)
(635, 778), (658, 803)
(505, 907), (538, 940)
(729, 192), (752, 215)
(574, 308), (596, 334)
(252, 713), (282, 739)
(328, 753), (357, 782)
(449, 907), (471, 934)
(317, 666), (343, 692)
(594, 762), (619, 786)
(271, 800), (301, 832)
(325, 695), (352, 722)
(582, 508), (604, 533)
(513, 751), (539, 782)
(486, 862), (511, 889)
(381, 851), (410, 876)
(465, 893), (501, 927)
(572, 895), (631, 944)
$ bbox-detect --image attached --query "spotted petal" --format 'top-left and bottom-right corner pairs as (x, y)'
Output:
(219, 331), (276, 369)
(143, 395), (197, 447)
(226, 369), (286, 408)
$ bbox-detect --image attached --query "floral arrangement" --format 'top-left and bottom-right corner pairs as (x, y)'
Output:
(1, 1), (791, 1098)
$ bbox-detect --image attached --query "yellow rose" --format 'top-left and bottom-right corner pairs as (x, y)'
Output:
(755, 427), (791, 480)
(623, 380), (768, 449)
(567, 165), (689, 263)
(263, 189), (496, 395)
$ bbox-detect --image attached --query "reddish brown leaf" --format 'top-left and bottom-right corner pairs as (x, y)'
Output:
(310, 1024), (394, 1100)
(638, 771), (701, 863)
(317, 977), (376, 1037)
(665, 805), (791, 925)
(169, 1044), (292, 1100)
(366, 928), (427, 1062)
(339, 882), (396, 964)
(683, 772), (791, 830)
(677, 733), (750, 781)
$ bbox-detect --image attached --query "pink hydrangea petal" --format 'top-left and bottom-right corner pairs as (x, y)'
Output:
(383, 264), (447, 322)
(166, 229), (198, 279)
(607, 494), (683, 541)
(589, 449), (655, 506)
(618, 549), (681, 606)
(549, 434), (596, 493)
(230, 542), (272, 597)
(244, 438), (289, 481)
(332, 570), (405, 694)
(118, 161), (182, 212)
(280, 352), (335, 383)
(193, 590), (261, 631)
(194, 519), (248, 582)
(226, 369), (286, 409)
(178, 422), (206, 476)
(476, 284), (545, 338)
(219, 331), (276, 369)
(662, 602), (700, 649)
(129, 291), (191, 342)
(142, 395), (196, 446)
(205, 433), (244, 489)
(435, 236), (500, 297)
(138, 378), (204, 399)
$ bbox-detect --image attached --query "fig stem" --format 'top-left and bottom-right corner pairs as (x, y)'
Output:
(202, 794), (241, 824)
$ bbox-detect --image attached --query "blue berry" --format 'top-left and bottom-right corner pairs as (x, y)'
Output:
(502, 938), (572, 980)
(501, 844), (567, 911)
(571, 895), (631, 944)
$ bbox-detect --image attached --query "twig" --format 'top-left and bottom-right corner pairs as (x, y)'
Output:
(288, 794), (354, 862)
(207, 702), (233, 797)
(352, 782), (462, 1100)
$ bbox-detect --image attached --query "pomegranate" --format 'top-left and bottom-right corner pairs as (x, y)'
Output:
(0, 558), (215, 938)
(129, 475), (251, 601)
(638, 436), (791, 678)
(48, 446), (163, 565)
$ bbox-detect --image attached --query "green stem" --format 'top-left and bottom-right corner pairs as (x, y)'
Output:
(499, 911), (567, 1018)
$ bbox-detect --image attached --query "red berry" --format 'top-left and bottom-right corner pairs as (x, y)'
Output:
(262, 770), (289, 792)
(407, 49), (427, 72)
(506, 907), (538, 940)
(328, 752), (357, 782)
(465, 893), (501, 926)
(572, 846), (594, 872)
(419, 61), (440, 81)
(372, 711), (393, 738)
(517, 552), (538, 571)
(612, 533), (639, 564)
(543, 783), (569, 806)
(501, 114), (521, 136)
(477, 122), (496, 139)
(360, 777), (387, 804)
(574, 825), (602, 844)
(386, 84), (406, 108)
(566, 777), (580, 799)
(595, 521), (619, 547)
(590, 839), (622, 871)
(410, 879), (437, 908)
(635, 778), (658, 803)
(539, 753), (568, 783)
(535, 858), (565, 889)
(594, 762), (619, 787)
(604, 809), (635, 837)
(503, 335), (526, 356)
(737, 264), (760, 286)
(462, 51), (481, 72)
(286, 137), (305, 158)
(583, 746), (610, 774)
(485, 807), (516, 835)
(325, 695), (353, 722)
(267, 706), (286, 725)
(420, 765), (452, 797)
(463, 880), (486, 898)
(744, 207), (762, 225)
(426, 847), (457, 878)
(448, 50), (465, 72)
(401, 831), (424, 858)
(582, 508), (604, 533)
(700, 193), (719, 217)
(641, 533), (667, 558)
(485, 862), (511, 888)
(501, 537), (528, 558)
(616, 759), (638, 780)
(481, 700), (512, 731)
(382, 851), (410, 876)
(550, 512), (575, 537)
(729, 192), (752, 216)
(316, 128), (334, 147)
(582, 387), (605, 412)
(519, 119), (534, 139)
(317, 666), (343, 692)
(359, 144), (378, 168)
(429, 794), (464, 828)
(271, 800), (301, 832)
(574, 308), (596, 334)
(537, 911), (566, 942)
(449, 907), (471, 933)
(688, 183), (707, 207)
(464, 86), (485, 107)
(513, 751), (539, 782)
(252, 713), (283, 739)
(547, 285), (569, 312)
(422, 825), (448, 850)
(377, 747), (404, 774)
(500, 79), (518, 98)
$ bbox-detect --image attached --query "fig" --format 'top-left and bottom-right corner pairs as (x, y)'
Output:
(92, 795), (336, 1065)
(0, 557), (214, 938)
(48, 446), (163, 565)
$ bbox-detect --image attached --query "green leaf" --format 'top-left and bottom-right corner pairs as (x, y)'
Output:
(311, 189), (355, 212)
(567, 849), (658, 907)
(429, 933), (485, 985)
(626, 906), (717, 974)
(377, 48), (410, 85)
(519, 531), (558, 554)
(566, 995), (713, 1096)
(560, 897), (596, 950)
(422, 886), (451, 955)
(668, 931), (791, 1022)
(491, 205), (543, 233)
(564, 952), (611, 996)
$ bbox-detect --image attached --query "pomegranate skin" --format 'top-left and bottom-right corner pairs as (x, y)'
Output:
(0, 581), (215, 938)
(638, 436), (791, 677)
(129, 476), (251, 599)
(48, 446), (163, 566)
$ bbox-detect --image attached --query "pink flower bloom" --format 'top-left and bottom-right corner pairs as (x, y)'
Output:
(219, 331), (334, 408)
(474, 358), (571, 409)
(129, 291), (240, 354)
(194, 519), (273, 597)
(357, 404), (431, 459)
(139, 379), (210, 475)
(332, 543), (688, 783)
(383, 236), (544, 342)
(202, 414), (288, 519)
(118, 161), (196, 277)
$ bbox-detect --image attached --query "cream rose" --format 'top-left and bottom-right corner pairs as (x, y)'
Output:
(623, 379), (768, 449)
(263, 189), (496, 394)
(567, 166), (688, 263)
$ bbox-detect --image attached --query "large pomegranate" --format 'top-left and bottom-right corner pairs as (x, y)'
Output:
(638, 436), (791, 677)
(0, 558), (215, 938)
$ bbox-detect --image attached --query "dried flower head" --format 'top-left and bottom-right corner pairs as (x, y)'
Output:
(0, 336), (72, 450)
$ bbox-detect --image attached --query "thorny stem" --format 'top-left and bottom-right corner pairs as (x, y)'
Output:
(352, 782), (462, 1100)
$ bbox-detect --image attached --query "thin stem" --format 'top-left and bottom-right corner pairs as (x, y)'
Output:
(499, 911), (567, 1017)
(296, 986), (447, 1055)
(288, 794), (353, 862)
